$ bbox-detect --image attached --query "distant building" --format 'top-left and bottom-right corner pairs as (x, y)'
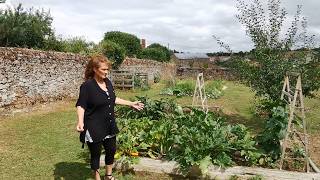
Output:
(173, 52), (212, 68)
(209, 55), (231, 63)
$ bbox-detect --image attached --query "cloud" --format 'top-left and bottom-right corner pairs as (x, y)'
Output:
(8, 0), (320, 52)
(0, 0), (14, 10)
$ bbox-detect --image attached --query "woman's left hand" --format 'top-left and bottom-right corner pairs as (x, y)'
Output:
(131, 101), (144, 111)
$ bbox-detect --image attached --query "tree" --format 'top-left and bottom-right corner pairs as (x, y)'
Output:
(103, 31), (141, 57)
(60, 37), (92, 54)
(96, 40), (125, 69)
(147, 43), (171, 62)
(0, 4), (55, 49)
(137, 48), (167, 62)
(221, 0), (320, 102)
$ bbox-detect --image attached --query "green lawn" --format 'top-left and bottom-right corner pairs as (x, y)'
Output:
(0, 80), (319, 179)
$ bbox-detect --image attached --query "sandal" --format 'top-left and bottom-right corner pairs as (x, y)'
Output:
(104, 174), (115, 180)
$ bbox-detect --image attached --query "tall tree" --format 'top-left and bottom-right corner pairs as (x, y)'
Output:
(103, 31), (141, 57)
(0, 4), (55, 49)
(221, 0), (320, 102)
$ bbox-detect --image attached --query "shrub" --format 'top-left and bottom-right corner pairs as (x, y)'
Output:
(147, 43), (171, 62)
(42, 36), (65, 51)
(137, 48), (167, 62)
(104, 31), (141, 57)
(60, 37), (92, 54)
(97, 40), (125, 69)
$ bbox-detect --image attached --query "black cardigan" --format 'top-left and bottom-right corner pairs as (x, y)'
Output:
(76, 78), (119, 143)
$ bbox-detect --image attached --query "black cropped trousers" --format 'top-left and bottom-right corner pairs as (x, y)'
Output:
(87, 136), (116, 170)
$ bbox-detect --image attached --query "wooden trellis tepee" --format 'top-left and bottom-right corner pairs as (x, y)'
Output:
(279, 72), (310, 172)
(192, 73), (208, 113)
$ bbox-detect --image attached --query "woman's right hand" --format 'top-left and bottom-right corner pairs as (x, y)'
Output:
(76, 122), (84, 132)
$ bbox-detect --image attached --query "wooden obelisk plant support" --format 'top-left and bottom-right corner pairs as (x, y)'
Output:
(279, 72), (310, 172)
(192, 73), (208, 113)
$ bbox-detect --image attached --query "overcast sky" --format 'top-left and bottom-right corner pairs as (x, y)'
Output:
(1, 0), (320, 52)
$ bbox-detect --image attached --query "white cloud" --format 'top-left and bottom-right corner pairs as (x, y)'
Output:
(0, 0), (14, 10)
(8, 0), (320, 52)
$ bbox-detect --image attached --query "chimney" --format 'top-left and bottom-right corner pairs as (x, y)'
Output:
(141, 39), (146, 49)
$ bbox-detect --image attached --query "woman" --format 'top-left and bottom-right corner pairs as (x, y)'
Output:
(75, 55), (144, 180)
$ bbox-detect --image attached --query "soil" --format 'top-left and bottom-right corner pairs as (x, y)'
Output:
(309, 135), (320, 169)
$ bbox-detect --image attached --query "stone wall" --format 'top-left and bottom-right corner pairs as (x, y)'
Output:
(0, 48), (176, 111)
(176, 67), (233, 80)
(119, 58), (176, 81)
(0, 47), (88, 110)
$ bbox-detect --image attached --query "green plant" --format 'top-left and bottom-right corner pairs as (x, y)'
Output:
(161, 79), (224, 99)
(221, 0), (320, 102)
(214, 0), (320, 165)
(166, 109), (262, 172)
(0, 4), (55, 49)
(229, 175), (239, 180)
(116, 97), (271, 174)
(160, 79), (195, 97)
(133, 75), (150, 90)
(97, 40), (125, 69)
(116, 96), (180, 120)
(137, 48), (167, 62)
(257, 106), (288, 160)
(254, 98), (286, 117)
(206, 80), (224, 99)
(60, 37), (93, 54)
(104, 31), (141, 57)
(248, 175), (264, 180)
(147, 43), (171, 62)
(173, 80), (195, 97)
(292, 144), (305, 158)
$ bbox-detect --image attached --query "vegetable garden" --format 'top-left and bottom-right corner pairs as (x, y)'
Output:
(112, 77), (320, 176)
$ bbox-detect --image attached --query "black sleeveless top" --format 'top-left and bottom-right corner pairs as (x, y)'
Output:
(76, 78), (119, 143)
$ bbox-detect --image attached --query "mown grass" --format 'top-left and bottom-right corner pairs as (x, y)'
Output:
(0, 102), (90, 179)
(0, 80), (319, 179)
(0, 101), (176, 179)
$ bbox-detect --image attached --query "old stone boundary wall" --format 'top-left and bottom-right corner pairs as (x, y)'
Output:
(119, 58), (176, 82)
(0, 47), (176, 111)
(176, 67), (233, 80)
